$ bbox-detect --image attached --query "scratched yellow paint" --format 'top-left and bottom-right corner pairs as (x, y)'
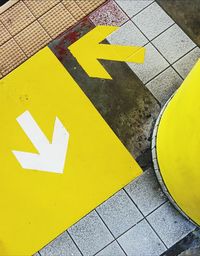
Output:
(157, 59), (200, 226)
(68, 26), (145, 79)
(0, 47), (142, 255)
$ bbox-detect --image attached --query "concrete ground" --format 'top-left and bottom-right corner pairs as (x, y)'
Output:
(0, 0), (199, 255)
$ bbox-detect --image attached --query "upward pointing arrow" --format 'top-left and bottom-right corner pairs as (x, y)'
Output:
(68, 26), (145, 79)
(12, 111), (69, 174)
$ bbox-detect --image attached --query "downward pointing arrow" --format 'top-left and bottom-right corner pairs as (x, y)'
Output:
(12, 111), (69, 174)
(68, 26), (145, 79)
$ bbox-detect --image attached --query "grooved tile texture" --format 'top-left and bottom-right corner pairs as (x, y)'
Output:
(0, 0), (106, 78)
(0, 1), (35, 35)
(14, 21), (51, 57)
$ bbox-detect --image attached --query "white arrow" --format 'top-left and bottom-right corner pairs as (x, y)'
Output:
(12, 111), (69, 174)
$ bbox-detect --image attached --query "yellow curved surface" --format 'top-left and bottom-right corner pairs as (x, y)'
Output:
(157, 59), (200, 225)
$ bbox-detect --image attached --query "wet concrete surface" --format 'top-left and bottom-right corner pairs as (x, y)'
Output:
(157, 0), (200, 47)
(161, 229), (200, 256)
(49, 18), (160, 170)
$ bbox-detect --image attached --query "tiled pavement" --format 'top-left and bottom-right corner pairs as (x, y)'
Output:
(0, 0), (200, 255)
(0, 0), (106, 76)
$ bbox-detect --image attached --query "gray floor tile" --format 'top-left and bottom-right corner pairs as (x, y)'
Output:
(68, 211), (113, 256)
(132, 2), (174, 40)
(118, 219), (166, 256)
(39, 232), (81, 256)
(107, 20), (148, 47)
(33, 253), (40, 256)
(156, 0), (200, 46)
(96, 190), (143, 237)
(152, 24), (196, 63)
(173, 46), (200, 78)
(125, 168), (167, 216)
(147, 202), (196, 248)
(96, 241), (126, 256)
(146, 67), (183, 105)
(127, 42), (169, 83)
(116, 0), (153, 18)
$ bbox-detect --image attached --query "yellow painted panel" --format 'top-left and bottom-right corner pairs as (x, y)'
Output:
(0, 47), (142, 255)
(157, 59), (200, 225)
(68, 26), (145, 79)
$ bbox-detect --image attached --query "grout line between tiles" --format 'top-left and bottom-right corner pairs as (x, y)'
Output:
(115, 0), (155, 20)
(60, 0), (78, 22)
(0, 2), (58, 46)
(130, 0), (156, 19)
(144, 200), (168, 218)
(93, 240), (115, 256)
(0, 20), (12, 46)
(1, 1), (108, 78)
(145, 218), (168, 249)
(0, 53), (27, 77)
(22, 1), (53, 39)
(66, 230), (84, 256)
(94, 209), (128, 256)
(123, 188), (168, 249)
(128, 21), (188, 82)
(105, 2), (187, 87)
(151, 39), (192, 81)
(1, 0), (68, 42)
(147, 22), (175, 41)
(0, 0), (20, 15)
(22, 0), (61, 20)
(13, 37), (29, 58)
(127, 0), (198, 81)
(76, 0), (108, 17)
(143, 44), (197, 86)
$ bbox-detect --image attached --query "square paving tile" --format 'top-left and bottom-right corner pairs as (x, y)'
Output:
(38, 3), (76, 38)
(96, 241), (126, 256)
(173, 46), (200, 78)
(0, 0), (35, 35)
(40, 232), (81, 256)
(0, 38), (27, 76)
(0, 21), (11, 45)
(115, 0), (153, 18)
(23, 0), (60, 18)
(68, 211), (113, 256)
(96, 189), (143, 237)
(147, 202), (196, 248)
(89, 0), (128, 26)
(107, 20), (148, 47)
(132, 2), (174, 40)
(125, 168), (167, 216)
(146, 66), (183, 105)
(152, 24), (196, 64)
(62, 0), (85, 20)
(14, 21), (51, 57)
(76, 0), (106, 15)
(127, 42), (169, 84)
(118, 219), (166, 256)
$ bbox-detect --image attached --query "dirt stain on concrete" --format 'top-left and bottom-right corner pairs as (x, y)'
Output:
(49, 18), (160, 170)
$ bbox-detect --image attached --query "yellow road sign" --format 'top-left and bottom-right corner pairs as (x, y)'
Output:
(0, 47), (142, 255)
(69, 26), (145, 79)
(156, 59), (200, 226)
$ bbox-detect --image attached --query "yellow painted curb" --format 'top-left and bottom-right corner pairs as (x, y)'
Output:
(156, 59), (200, 226)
